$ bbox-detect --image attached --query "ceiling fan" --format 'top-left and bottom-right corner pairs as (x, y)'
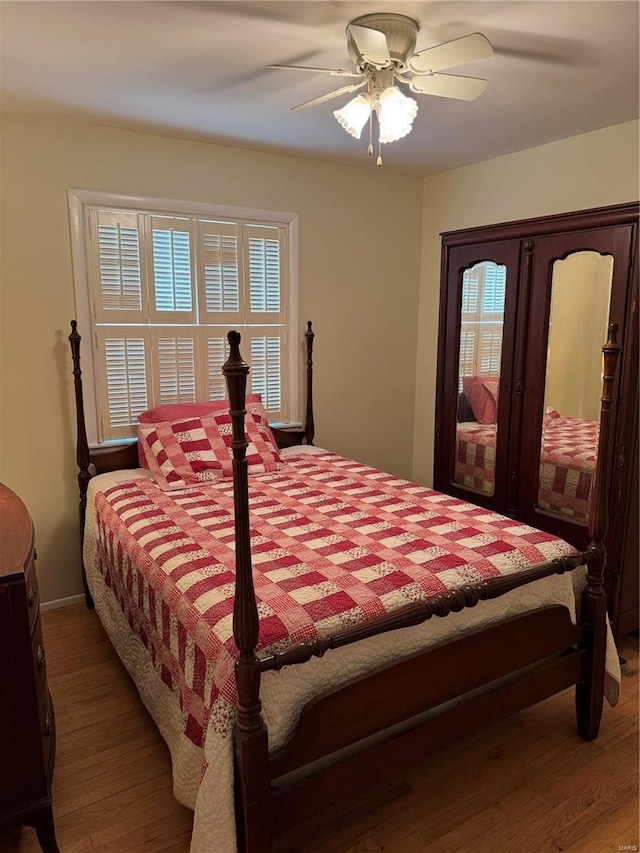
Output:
(270, 13), (493, 165)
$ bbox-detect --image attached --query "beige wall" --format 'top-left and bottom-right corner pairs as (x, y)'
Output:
(0, 112), (423, 604)
(413, 120), (640, 487)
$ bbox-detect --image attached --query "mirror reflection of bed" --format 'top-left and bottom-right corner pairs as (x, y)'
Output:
(455, 252), (614, 524)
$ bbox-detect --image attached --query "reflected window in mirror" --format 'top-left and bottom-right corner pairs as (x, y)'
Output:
(454, 261), (506, 496)
(537, 251), (613, 523)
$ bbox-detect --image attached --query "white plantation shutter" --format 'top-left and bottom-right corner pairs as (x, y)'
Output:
(243, 226), (287, 419)
(477, 262), (505, 378)
(245, 226), (283, 314)
(204, 332), (230, 402)
(249, 332), (284, 419)
(97, 329), (150, 440)
(89, 209), (146, 323)
(147, 217), (196, 324)
(151, 330), (198, 406)
(480, 329), (503, 375)
(483, 264), (506, 315)
(79, 196), (294, 443)
(458, 328), (477, 389)
(197, 221), (241, 324)
(460, 269), (479, 315)
(460, 261), (506, 381)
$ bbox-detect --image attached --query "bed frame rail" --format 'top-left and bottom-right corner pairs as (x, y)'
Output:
(269, 605), (583, 779)
(271, 650), (584, 834)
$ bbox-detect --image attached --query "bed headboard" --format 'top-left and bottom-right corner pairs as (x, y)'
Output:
(68, 319), (316, 603)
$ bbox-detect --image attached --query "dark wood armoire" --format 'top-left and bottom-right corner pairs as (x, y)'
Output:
(434, 202), (639, 639)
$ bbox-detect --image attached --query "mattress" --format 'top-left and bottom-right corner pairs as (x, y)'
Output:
(84, 446), (619, 853)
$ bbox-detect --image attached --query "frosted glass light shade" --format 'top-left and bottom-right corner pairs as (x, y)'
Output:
(334, 94), (372, 139)
(378, 86), (418, 143)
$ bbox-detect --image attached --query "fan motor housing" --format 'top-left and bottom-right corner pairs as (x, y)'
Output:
(347, 13), (419, 70)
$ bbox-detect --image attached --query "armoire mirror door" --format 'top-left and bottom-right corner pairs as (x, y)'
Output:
(517, 225), (634, 550)
(435, 240), (521, 510)
(538, 251), (613, 524)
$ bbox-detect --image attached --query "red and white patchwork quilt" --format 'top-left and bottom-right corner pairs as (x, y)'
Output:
(455, 417), (598, 520)
(86, 447), (625, 853)
(94, 450), (575, 751)
(538, 416), (598, 522)
(455, 422), (497, 494)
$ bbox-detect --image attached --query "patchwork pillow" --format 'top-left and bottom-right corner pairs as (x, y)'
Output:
(462, 376), (499, 424)
(138, 395), (263, 425)
(136, 396), (263, 468)
(138, 402), (283, 490)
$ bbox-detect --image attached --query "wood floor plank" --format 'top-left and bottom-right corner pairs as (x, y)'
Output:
(601, 799), (640, 853)
(0, 605), (637, 853)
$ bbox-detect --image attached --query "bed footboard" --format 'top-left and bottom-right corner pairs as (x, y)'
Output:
(269, 606), (583, 780)
(222, 326), (620, 853)
(272, 648), (583, 834)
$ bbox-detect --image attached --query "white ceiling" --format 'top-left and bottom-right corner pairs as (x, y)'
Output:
(1, 1), (638, 175)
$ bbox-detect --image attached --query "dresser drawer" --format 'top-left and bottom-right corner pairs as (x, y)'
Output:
(38, 689), (56, 787)
(31, 613), (49, 705)
(25, 549), (40, 633)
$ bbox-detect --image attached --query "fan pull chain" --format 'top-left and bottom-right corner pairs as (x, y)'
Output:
(376, 120), (382, 167)
(367, 109), (373, 156)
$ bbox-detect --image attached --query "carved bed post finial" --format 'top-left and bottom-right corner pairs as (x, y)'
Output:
(223, 330), (259, 668)
(588, 323), (621, 552)
(68, 321), (94, 608)
(222, 331), (272, 852)
(304, 321), (315, 445)
(576, 322), (621, 742)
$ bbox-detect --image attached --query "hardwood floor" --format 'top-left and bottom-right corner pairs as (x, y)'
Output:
(0, 605), (637, 853)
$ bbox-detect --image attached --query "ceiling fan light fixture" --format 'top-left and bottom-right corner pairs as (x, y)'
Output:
(276, 15), (492, 165)
(377, 85), (418, 143)
(333, 93), (372, 138)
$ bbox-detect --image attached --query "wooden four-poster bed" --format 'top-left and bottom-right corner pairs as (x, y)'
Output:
(69, 320), (621, 853)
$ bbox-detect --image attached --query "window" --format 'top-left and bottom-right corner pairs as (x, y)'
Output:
(69, 191), (297, 444)
(458, 261), (506, 386)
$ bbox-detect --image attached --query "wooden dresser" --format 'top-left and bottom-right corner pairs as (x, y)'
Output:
(0, 484), (59, 852)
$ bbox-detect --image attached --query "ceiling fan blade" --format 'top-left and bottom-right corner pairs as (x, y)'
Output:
(348, 24), (391, 68)
(408, 33), (493, 74)
(269, 64), (361, 79)
(408, 73), (488, 101)
(291, 80), (366, 111)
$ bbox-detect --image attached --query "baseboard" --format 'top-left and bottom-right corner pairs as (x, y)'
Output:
(40, 594), (86, 612)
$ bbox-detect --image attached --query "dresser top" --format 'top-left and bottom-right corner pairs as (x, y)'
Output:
(0, 483), (34, 580)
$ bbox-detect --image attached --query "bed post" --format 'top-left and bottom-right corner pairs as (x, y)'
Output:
(576, 323), (621, 741)
(223, 331), (272, 853)
(304, 320), (315, 445)
(68, 320), (94, 609)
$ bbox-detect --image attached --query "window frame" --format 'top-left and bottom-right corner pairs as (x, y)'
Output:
(68, 189), (299, 447)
